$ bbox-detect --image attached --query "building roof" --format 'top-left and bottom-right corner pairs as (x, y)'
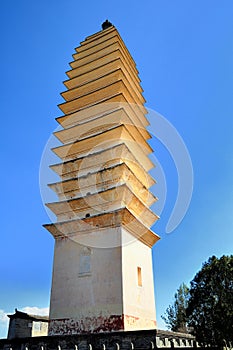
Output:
(7, 309), (49, 322)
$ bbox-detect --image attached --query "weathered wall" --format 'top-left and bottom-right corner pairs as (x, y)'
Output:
(7, 318), (32, 339)
(122, 229), (156, 330)
(0, 329), (197, 349)
(49, 227), (123, 335)
(31, 321), (48, 337)
(49, 226), (157, 334)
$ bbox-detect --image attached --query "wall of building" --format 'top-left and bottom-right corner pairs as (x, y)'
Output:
(49, 226), (157, 334)
(7, 318), (32, 339)
(49, 227), (124, 335)
(31, 321), (48, 337)
(122, 228), (156, 330)
(7, 312), (48, 339)
(0, 329), (197, 350)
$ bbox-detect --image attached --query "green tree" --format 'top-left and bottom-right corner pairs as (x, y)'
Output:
(161, 283), (189, 332)
(187, 255), (233, 348)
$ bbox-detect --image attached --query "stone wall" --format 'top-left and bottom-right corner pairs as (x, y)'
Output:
(0, 329), (197, 350)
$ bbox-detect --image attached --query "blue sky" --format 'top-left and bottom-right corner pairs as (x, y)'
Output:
(1, 0), (233, 338)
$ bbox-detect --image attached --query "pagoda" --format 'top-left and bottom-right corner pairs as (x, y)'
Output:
(44, 20), (160, 335)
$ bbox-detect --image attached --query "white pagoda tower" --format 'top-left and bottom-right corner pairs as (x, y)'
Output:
(44, 20), (160, 335)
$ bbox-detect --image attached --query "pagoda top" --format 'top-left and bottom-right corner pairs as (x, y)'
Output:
(102, 19), (113, 30)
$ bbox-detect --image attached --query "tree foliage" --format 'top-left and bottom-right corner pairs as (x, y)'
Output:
(161, 283), (189, 332)
(187, 255), (233, 347)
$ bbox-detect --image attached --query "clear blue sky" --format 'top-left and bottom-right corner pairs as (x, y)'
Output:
(1, 0), (233, 338)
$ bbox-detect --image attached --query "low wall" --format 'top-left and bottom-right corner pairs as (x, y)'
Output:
(0, 329), (197, 350)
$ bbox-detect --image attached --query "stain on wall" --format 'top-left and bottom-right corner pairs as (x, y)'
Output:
(124, 315), (156, 330)
(49, 314), (157, 335)
(49, 315), (124, 335)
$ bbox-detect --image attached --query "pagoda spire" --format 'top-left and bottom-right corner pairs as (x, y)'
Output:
(102, 19), (113, 30)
